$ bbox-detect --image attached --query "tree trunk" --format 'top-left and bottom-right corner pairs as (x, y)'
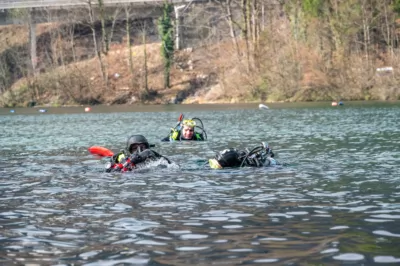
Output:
(361, 0), (370, 66)
(68, 24), (77, 62)
(142, 21), (149, 94)
(125, 6), (135, 90)
(28, 9), (37, 76)
(98, 0), (109, 55)
(88, 0), (108, 87)
(109, 8), (121, 47)
(225, 0), (241, 57)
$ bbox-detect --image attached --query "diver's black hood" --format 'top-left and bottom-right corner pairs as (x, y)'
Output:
(126, 135), (150, 153)
(215, 148), (242, 167)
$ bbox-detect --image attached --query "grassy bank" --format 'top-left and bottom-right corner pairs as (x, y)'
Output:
(1, 17), (400, 107)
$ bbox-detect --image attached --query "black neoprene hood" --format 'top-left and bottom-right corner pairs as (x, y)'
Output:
(216, 148), (241, 167)
(126, 135), (150, 151)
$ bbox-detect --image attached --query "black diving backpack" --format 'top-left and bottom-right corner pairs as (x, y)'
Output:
(215, 148), (243, 168)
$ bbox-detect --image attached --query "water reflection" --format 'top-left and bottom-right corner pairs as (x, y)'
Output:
(0, 103), (399, 265)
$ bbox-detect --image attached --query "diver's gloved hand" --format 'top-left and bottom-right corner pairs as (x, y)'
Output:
(267, 148), (274, 158)
(130, 149), (158, 164)
(141, 149), (157, 158)
(130, 153), (144, 164)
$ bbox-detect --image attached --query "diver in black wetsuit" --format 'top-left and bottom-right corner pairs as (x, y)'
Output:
(106, 135), (171, 172)
(208, 142), (276, 169)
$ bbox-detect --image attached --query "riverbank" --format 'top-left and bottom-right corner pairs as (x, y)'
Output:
(3, 100), (400, 116)
(1, 18), (400, 108)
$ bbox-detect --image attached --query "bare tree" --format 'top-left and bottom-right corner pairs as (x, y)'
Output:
(141, 21), (149, 94)
(124, 4), (136, 90)
(85, 0), (109, 87)
(98, 0), (109, 54)
(109, 7), (122, 47)
(223, 0), (241, 57)
(67, 23), (77, 62)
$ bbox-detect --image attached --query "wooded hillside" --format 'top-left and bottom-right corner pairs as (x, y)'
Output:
(1, 0), (400, 107)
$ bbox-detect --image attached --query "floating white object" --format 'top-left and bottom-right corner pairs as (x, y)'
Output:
(376, 66), (393, 76)
(376, 66), (393, 72)
(85, 107), (91, 112)
(259, 104), (269, 110)
(332, 101), (338, 106)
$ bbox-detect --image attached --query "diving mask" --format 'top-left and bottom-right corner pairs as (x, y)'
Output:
(182, 119), (196, 128)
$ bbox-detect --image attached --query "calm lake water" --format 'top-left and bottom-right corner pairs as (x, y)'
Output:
(1, 102), (399, 265)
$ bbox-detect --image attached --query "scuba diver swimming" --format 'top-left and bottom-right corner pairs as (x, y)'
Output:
(104, 135), (172, 172)
(88, 138), (279, 172)
(208, 142), (277, 169)
(161, 114), (207, 142)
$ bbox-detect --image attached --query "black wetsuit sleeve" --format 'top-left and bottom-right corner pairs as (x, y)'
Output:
(161, 136), (170, 142)
(130, 149), (161, 164)
(152, 150), (172, 164)
(141, 149), (161, 159)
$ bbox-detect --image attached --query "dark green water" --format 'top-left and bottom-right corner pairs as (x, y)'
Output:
(1, 102), (399, 265)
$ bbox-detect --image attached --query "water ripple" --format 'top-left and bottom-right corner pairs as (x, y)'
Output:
(1, 103), (399, 265)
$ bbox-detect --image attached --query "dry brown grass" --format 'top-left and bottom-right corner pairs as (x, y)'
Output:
(3, 39), (229, 106)
(0, 25), (29, 54)
(2, 19), (400, 107)
(0, 23), (61, 54)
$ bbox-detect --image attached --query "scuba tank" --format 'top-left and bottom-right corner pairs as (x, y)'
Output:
(209, 142), (276, 169)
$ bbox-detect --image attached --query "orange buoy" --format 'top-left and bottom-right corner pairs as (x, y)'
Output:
(88, 146), (114, 157)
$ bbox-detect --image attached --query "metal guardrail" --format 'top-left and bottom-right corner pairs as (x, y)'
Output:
(0, 0), (194, 9)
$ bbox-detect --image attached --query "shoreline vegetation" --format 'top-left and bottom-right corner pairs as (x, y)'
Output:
(1, 1), (400, 108)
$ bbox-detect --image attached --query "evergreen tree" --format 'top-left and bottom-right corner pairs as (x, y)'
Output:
(393, 0), (400, 16)
(158, 1), (174, 89)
